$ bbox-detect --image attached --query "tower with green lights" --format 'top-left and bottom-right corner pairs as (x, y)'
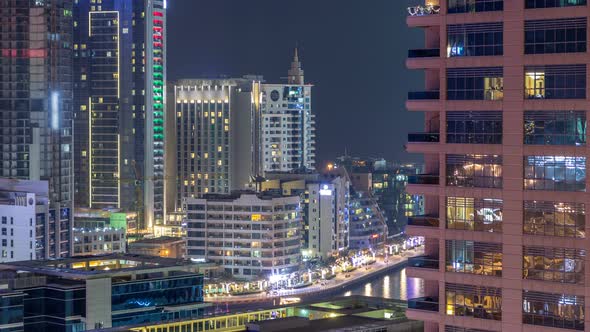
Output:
(73, 0), (167, 231)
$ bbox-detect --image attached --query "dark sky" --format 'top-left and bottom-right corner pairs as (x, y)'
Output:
(168, 0), (424, 164)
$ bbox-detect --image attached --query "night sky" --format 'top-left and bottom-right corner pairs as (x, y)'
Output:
(168, 0), (424, 164)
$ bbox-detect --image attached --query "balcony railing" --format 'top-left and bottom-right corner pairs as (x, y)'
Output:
(408, 91), (440, 100)
(408, 132), (440, 143)
(408, 256), (440, 269)
(407, 214), (439, 227)
(408, 48), (440, 58)
(407, 297), (439, 312)
(408, 174), (439, 185)
(407, 5), (441, 16)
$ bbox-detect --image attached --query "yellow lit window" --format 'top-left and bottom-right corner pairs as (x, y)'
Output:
(204, 153), (208, 159)
(191, 153), (195, 159)
(251, 214), (262, 222)
(82, 150), (87, 157)
(80, 105), (87, 111)
(177, 112), (182, 117)
(218, 146), (222, 152)
(81, 74), (86, 81)
(217, 160), (223, 166)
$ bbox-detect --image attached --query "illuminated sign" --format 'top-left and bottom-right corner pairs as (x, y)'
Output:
(51, 91), (59, 130)
(251, 214), (262, 222)
(319, 184), (332, 196)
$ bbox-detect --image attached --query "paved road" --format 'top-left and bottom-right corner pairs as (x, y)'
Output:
(205, 248), (424, 305)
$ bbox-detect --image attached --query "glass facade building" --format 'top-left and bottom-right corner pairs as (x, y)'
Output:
(73, 0), (167, 230)
(405, 1), (590, 331)
(0, 0), (73, 259)
(0, 255), (205, 331)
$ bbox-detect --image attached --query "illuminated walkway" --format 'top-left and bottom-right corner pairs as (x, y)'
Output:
(206, 248), (424, 304)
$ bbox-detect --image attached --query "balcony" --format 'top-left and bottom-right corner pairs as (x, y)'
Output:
(407, 5), (440, 17)
(408, 91), (439, 100)
(407, 4), (441, 28)
(407, 297), (439, 312)
(408, 48), (440, 58)
(407, 174), (439, 185)
(408, 132), (440, 143)
(407, 215), (439, 228)
(408, 256), (439, 270)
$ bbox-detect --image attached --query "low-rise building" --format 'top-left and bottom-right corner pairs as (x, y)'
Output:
(0, 254), (208, 331)
(115, 296), (422, 332)
(72, 227), (126, 256)
(128, 236), (185, 259)
(0, 188), (36, 262)
(184, 191), (302, 279)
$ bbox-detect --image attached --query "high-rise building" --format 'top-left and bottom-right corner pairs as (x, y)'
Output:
(73, 0), (167, 230)
(260, 50), (316, 173)
(262, 172), (350, 259)
(0, 1), (74, 259)
(168, 78), (262, 207)
(405, 1), (589, 331)
(184, 192), (302, 279)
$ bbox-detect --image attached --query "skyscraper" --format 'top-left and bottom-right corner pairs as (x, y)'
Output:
(0, 0), (74, 259)
(260, 50), (316, 173)
(405, 1), (589, 331)
(73, 0), (167, 230)
(169, 77), (262, 207)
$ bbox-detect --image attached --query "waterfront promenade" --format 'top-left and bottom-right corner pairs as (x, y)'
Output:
(206, 247), (424, 305)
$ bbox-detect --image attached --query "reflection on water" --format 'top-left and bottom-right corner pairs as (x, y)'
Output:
(343, 268), (424, 300)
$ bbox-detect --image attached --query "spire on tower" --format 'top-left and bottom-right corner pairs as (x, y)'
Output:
(288, 47), (304, 85)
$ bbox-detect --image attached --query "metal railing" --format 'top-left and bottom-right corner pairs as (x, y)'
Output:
(408, 48), (440, 58)
(408, 91), (440, 100)
(407, 215), (439, 227)
(407, 174), (439, 185)
(407, 297), (439, 312)
(408, 132), (440, 143)
(408, 256), (440, 269)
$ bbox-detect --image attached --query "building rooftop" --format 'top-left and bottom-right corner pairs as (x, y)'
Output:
(129, 236), (184, 245)
(198, 190), (298, 202)
(0, 253), (200, 279)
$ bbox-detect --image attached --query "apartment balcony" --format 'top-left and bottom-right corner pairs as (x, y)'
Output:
(407, 49), (441, 69)
(407, 215), (439, 228)
(407, 174), (439, 195)
(406, 256), (441, 280)
(408, 174), (439, 185)
(406, 4), (441, 28)
(408, 48), (440, 58)
(406, 296), (440, 322)
(408, 91), (439, 100)
(406, 132), (440, 153)
(406, 91), (441, 112)
(408, 256), (439, 269)
(407, 132), (439, 143)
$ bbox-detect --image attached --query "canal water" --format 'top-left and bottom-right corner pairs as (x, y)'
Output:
(341, 267), (425, 300)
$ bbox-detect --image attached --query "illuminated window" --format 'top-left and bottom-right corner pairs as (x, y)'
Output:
(524, 156), (586, 191)
(524, 201), (585, 238)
